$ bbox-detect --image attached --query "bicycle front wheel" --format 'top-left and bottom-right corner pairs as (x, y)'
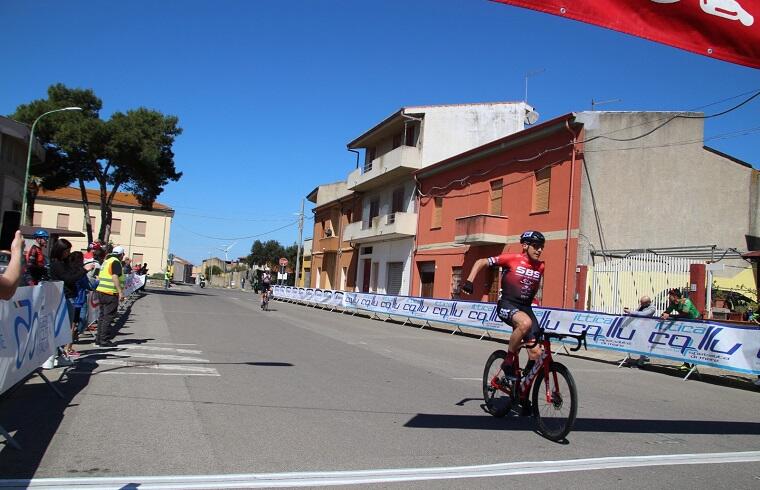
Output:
(531, 362), (577, 441)
(482, 350), (514, 417)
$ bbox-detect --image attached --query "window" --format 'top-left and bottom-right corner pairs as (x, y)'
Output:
(369, 199), (380, 221)
(488, 267), (501, 303)
(365, 148), (376, 171)
(32, 211), (42, 227)
(361, 246), (373, 255)
(392, 187), (404, 214)
(404, 124), (417, 147)
(132, 253), (144, 263)
(111, 218), (121, 235)
(431, 197), (443, 229)
(490, 179), (503, 216)
(56, 213), (69, 230)
(533, 167), (551, 213)
(135, 220), (147, 237)
(451, 267), (462, 298)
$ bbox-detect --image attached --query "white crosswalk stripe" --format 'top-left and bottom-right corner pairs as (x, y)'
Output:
(117, 345), (203, 354)
(78, 345), (219, 376)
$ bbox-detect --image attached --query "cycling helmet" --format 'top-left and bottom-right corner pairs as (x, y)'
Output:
(33, 229), (49, 239)
(519, 230), (545, 246)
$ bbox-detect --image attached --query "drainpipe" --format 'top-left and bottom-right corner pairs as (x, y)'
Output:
(410, 179), (421, 296)
(563, 120), (578, 309)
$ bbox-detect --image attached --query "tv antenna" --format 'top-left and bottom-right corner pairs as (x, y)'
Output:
(524, 68), (545, 104)
(591, 98), (622, 111)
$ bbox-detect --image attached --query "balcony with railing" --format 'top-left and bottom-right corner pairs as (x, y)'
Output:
(347, 145), (422, 192)
(318, 235), (339, 252)
(343, 211), (417, 243)
(454, 214), (509, 245)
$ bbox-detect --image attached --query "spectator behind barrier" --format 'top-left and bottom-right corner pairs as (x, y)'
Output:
(623, 295), (656, 366)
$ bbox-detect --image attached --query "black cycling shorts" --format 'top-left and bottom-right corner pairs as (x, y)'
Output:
(261, 282), (271, 292)
(496, 300), (540, 341)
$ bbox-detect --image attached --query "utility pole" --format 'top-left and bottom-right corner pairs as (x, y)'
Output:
(294, 199), (305, 287)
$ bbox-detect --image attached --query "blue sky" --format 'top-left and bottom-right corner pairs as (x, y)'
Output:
(2, 0), (758, 264)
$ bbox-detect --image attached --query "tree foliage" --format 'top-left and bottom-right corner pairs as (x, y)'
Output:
(246, 240), (301, 271)
(247, 239), (285, 268)
(9, 83), (182, 242)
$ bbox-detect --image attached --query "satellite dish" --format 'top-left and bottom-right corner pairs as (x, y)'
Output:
(525, 109), (539, 125)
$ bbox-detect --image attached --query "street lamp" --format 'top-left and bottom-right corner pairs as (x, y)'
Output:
(21, 106), (83, 226)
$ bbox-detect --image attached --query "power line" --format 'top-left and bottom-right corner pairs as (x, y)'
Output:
(175, 220), (298, 241)
(417, 88), (760, 198)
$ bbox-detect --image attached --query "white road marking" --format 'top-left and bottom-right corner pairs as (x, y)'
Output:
(4, 451), (759, 488)
(77, 358), (219, 374)
(117, 345), (203, 354)
(103, 352), (210, 363)
(98, 372), (220, 377)
(148, 343), (198, 346)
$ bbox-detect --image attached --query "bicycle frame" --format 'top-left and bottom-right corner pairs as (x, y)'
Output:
(517, 339), (553, 402)
(491, 329), (587, 404)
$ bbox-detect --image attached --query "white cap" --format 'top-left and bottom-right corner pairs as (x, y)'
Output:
(112, 246), (125, 255)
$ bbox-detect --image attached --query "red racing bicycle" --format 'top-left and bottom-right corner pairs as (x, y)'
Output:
(482, 328), (587, 441)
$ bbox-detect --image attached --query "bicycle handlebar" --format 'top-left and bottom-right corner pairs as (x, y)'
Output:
(544, 329), (588, 351)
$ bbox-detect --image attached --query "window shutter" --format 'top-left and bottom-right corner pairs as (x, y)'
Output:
(431, 197), (443, 228)
(534, 168), (551, 212)
(490, 180), (503, 215)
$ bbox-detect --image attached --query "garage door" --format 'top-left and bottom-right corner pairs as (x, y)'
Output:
(386, 262), (404, 296)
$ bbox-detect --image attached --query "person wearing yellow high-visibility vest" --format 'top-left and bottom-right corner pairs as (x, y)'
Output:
(94, 245), (126, 348)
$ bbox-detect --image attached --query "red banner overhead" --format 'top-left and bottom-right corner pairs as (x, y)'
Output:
(493, 0), (760, 68)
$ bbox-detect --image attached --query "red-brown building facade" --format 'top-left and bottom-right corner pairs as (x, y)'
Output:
(412, 114), (583, 308)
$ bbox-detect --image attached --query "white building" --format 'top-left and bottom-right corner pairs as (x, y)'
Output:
(344, 101), (538, 295)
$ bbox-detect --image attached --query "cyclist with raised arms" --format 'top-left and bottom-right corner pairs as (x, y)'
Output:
(461, 230), (546, 375)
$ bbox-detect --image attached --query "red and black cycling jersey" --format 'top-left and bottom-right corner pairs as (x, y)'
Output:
(487, 252), (544, 307)
(24, 244), (47, 285)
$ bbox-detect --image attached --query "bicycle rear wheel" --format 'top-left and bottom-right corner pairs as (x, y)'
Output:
(482, 350), (515, 417)
(531, 361), (577, 441)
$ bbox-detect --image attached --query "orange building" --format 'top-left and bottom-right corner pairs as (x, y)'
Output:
(412, 114), (583, 308)
(307, 182), (361, 290)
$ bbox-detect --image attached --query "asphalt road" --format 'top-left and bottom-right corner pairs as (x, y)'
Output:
(0, 285), (758, 488)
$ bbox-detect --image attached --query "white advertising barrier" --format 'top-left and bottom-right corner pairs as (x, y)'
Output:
(273, 286), (760, 376)
(0, 282), (72, 395)
(124, 273), (146, 297)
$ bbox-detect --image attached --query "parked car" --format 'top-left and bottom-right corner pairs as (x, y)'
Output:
(0, 249), (10, 275)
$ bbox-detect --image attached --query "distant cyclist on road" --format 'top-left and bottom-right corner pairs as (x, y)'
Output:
(460, 230), (546, 376)
(260, 271), (272, 307)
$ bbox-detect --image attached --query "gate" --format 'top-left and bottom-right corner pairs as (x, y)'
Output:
(589, 254), (698, 314)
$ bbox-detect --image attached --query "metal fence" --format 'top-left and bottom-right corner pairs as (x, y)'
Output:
(589, 254), (698, 314)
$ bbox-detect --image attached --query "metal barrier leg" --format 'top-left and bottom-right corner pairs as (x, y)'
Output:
(479, 330), (492, 340)
(618, 353), (632, 368)
(683, 365), (699, 381)
(0, 425), (21, 450)
(451, 325), (463, 335)
(34, 368), (64, 399)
